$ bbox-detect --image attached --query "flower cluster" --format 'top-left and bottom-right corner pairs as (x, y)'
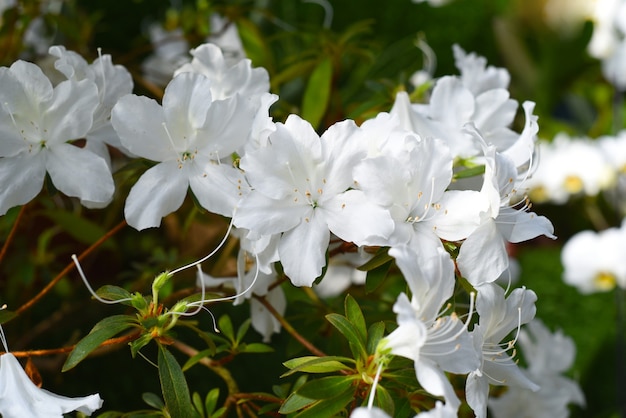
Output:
(0, 22), (580, 415)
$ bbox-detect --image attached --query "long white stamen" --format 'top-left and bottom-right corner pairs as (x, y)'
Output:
(169, 212), (237, 276)
(72, 254), (132, 304)
(162, 123), (180, 160)
(367, 361), (384, 409)
(0, 304), (8, 353)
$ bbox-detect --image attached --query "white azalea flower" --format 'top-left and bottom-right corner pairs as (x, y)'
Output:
(0, 353), (103, 417)
(561, 223), (626, 293)
(452, 44), (510, 95)
(384, 245), (480, 412)
(235, 115), (394, 287)
(49, 45), (134, 163)
(466, 283), (539, 418)
(111, 71), (257, 230)
(141, 24), (191, 86)
(351, 406), (391, 418)
(0, 60), (114, 215)
(488, 320), (585, 418)
(206, 13), (247, 66)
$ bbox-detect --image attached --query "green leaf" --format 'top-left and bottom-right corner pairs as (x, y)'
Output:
(279, 392), (316, 414)
(41, 210), (114, 249)
(182, 348), (214, 371)
(192, 392), (204, 416)
(367, 321), (386, 354)
(217, 315), (234, 343)
(301, 57), (333, 129)
(453, 164), (485, 180)
(0, 309), (16, 325)
(282, 356), (355, 377)
(142, 392), (165, 410)
(326, 313), (367, 359)
(235, 318), (251, 344)
(130, 333), (154, 358)
(204, 388), (220, 415)
(374, 384), (394, 416)
(365, 259), (391, 294)
(296, 375), (357, 399)
(357, 247), (392, 271)
(63, 315), (137, 371)
(238, 18), (273, 72)
(239, 342), (274, 353)
(293, 386), (355, 418)
(344, 295), (367, 344)
(96, 285), (133, 305)
(158, 344), (196, 418)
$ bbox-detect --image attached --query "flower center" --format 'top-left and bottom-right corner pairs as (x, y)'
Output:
(563, 175), (583, 194)
(593, 271), (616, 291)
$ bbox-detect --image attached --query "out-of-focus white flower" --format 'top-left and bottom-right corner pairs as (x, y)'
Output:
(527, 133), (616, 204)
(588, 0), (626, 88)
(0, 60), (114, 215)
(314, 244), (370, 298)
(544, 0), (594, 35)
(488, 320), (585, 418)
(0, 353), (103, 417)
(142, 24), (191, 86)
(561, 222), (626, 293)
(207, 13), (247, 66)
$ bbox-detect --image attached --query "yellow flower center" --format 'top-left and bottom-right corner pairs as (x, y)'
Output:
(593, 271), (616, 292)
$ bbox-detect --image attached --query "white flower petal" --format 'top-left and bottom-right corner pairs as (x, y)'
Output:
(457, 219), (509, 286)
(46, 143), (114, 204)
(124, 161), (189, 230)
(0, 152), (46, 215)
(162, 72), (213, 139)
(0, 353), (103, 418)
(279, 214), (329, 286)
(234, 192), (306, 236)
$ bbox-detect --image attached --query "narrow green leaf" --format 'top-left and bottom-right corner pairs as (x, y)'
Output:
(181, 348), (214, 372)
(357, 248), (392, 271)
(326, 313), (367, 359)
(235, 318), (251, 344)
(367, 321), (386, 354)
(158, 344), (195, 418)
(142, 392), (165, 410)
(0, 309), (16, 324)
(374, 384), (394, 416)
(293, 386), (355, 418)
(238, 18), (273, 72)
(279, 392), (316, 414)
(192, 392), (204, 415)
(96, 285), (133, 305)
(344, 295), (367, 344)
(63, 315), (136, 371)
(204, 388), (220, 415)
(365, 260), (391, 294)
(282, 356), (355, 377)
(240, 342), (274, 353)
(217, 315), (234, 343)
(454, 164), (485, 180)
(296, 376), (356, 399)
(301, 57), (333, 129)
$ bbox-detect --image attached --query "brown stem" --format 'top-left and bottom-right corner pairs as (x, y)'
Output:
(0, 204), (27, 267)
(6, 331), (139, 358)
(253, 294), (326, 357)
(13, 219), (127, 318)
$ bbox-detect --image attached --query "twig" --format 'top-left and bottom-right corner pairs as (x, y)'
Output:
(0, 205), (27, 267)
(13, 219), (127, 318)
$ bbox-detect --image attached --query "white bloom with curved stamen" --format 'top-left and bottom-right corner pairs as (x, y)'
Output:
(0, 60), (113, 215)
(112, 71), (257, 230)
(235, 114), (394, 287)
(466, 283), (539, 418)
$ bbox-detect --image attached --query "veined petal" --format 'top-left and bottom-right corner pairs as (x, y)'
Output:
(466, 371), (490, 418)
(46, 143), (114, 203)
(496, 207), (556, 243)
(322, 190), (394, 246)
(162, 72), (213, 140)
(0, 353), (103, 417)
(9, 60), (53, 104)
(0, 68), (31, 157)
(457, 219), (509, 286)
(124, 161), (189, 230)
(279, 214), (329, 286)
(199, 94), (256, 156)
(42, 79), (99, 144)
(188, 160), (248, 217)
(111, 94), (173, 161)
(234, 192), (306, 236)
(429, 190), (486, 241)
(0, 152), (46, 215)
(416, 358), (461, 411)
